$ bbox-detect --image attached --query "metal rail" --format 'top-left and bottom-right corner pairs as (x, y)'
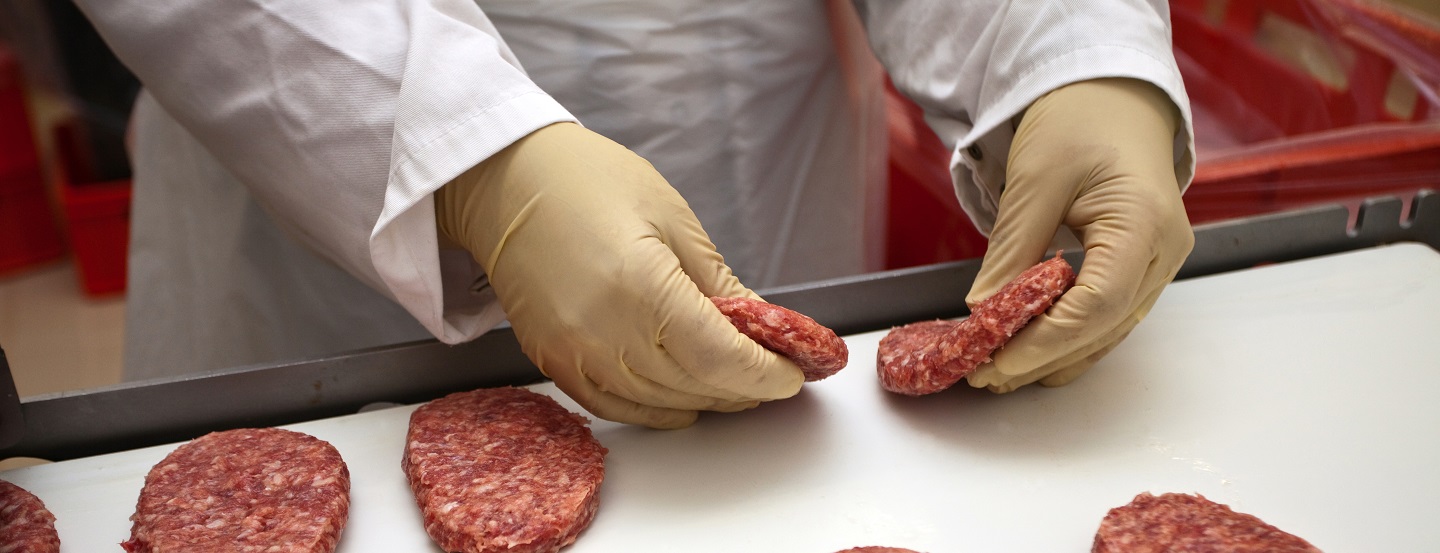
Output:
(3, 190), (1436, 461)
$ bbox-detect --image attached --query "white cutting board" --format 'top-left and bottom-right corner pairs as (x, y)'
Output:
(6, 243), (1440, 552)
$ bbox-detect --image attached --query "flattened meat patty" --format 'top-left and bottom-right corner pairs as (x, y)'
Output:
(404, 387), (607, 553)
(121, 428), (350, 553)
(0, 479), (60, 553)
(1093, 492), (1322, 553)
(876, 320), (957, 395)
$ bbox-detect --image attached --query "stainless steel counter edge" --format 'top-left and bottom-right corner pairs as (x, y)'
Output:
(5, 190), (1436, 461)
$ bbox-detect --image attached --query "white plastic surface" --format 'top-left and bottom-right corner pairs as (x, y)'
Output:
(6, 243), (1440, 552)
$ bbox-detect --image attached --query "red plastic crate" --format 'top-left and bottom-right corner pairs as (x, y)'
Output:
(0, 42), (65, 275)
(53, 122), (131, 296)
(881, 0), (1440, 265)
(1173, 0), (1440, 223)
(0, 166), (66, 275)
(0, 44), (40, 182)
(884, 81), (988, 269)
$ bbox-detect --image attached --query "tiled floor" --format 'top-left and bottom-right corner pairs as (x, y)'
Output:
(0, 258), (125, 398)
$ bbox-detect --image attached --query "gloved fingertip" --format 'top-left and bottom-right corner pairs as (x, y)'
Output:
(757, 362), (805, 401)
(553, 370), (700, 429)
(711, 400), (762, 413)
(716, 332), (806, 401)
(641, 409), (699, 430)
(986, 382), (1021, 394)
(1038, 364), (1091, 387)
(964, 364), (998, 389)
(966, 362), (1031, 394)
(591, 398), (697, 429)
(1038, 330), (1122, 387)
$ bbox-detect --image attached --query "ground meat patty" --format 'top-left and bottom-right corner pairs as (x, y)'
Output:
(121, 428), (350, 553)
(404, 387), (607, 553)
(876, 320), (958, 395)
(0, 479), (60, 553)
(879, 254), (1075, 395)
(710, 296), (849, 381)
(834, 547), (926, 553)
(1092, 492), (1322, 552)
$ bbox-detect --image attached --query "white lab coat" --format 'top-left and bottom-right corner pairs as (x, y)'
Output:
(75, 0), (1194, 380)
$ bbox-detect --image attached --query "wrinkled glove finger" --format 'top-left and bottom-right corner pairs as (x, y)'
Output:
(980, 170), (1189, 378)
(655, 197), (760, 301)
(658, 298), (805, 402)
(648, 200), (798, 401)
(641, 190), (799, 402)
(566, 245), (772, 406)
(564, 295), (768, 410)
(967, 185), (1071, 304)
(621, 238), (804, 402)
(577, 351), (762, 412)
(976, 243), (1152, 381)
(966, 82), (1102, 304)
(1038, 328), (1130, 387)
(972, 318), (1133, 393)
(970, 277), (1164, 392)
(544, 364), (699, 429)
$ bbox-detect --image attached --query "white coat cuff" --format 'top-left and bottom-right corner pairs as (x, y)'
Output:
(950, 44), (1197, 235)
(370, 92), (576, 345)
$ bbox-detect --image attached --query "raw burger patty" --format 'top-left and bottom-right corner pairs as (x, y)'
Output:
(122, 428), (350, 553)
(710, 296), (849, 381)
(0, 479), (60, 553)
(404, 387), (607, 553)
(1093, 492), (1322, 552)
(878, 253), (1075, 395)
(875, 319), (959, 396)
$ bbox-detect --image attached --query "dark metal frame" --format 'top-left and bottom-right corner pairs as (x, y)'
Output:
(3, 190), (1436, 461)
(0, 348), (23, 450)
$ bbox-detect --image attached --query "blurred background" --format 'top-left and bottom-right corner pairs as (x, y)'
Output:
(1, 0), (1438, 399)
(2, 0), (134, 398)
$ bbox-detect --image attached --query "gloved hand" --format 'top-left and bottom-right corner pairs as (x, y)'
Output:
(966, 78), (1194, 393)
(435, 122), (804, 429)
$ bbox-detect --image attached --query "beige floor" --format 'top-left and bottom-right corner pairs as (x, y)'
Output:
(0, 258), (125, 399)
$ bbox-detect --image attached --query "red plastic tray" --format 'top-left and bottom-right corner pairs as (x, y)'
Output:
(53, 121), (132, 297)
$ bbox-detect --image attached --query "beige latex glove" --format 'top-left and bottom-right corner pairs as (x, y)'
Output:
(966, 78), (1194, 393)
(435, 122), (804, 429)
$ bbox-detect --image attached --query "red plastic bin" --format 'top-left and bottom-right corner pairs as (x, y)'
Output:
(0, 44), (40, 182)
(884, 80), (989, 270)
(0, 43), (66, 275)
(53, 122), (131, 296)
(1173, 0), (1440, 223)
(881, 0), (1440, 269)
(0, 167), (66, 276)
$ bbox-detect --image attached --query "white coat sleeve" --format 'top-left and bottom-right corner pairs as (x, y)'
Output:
(852, 0), (1196, 234)
(73, 0), (576, 344)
